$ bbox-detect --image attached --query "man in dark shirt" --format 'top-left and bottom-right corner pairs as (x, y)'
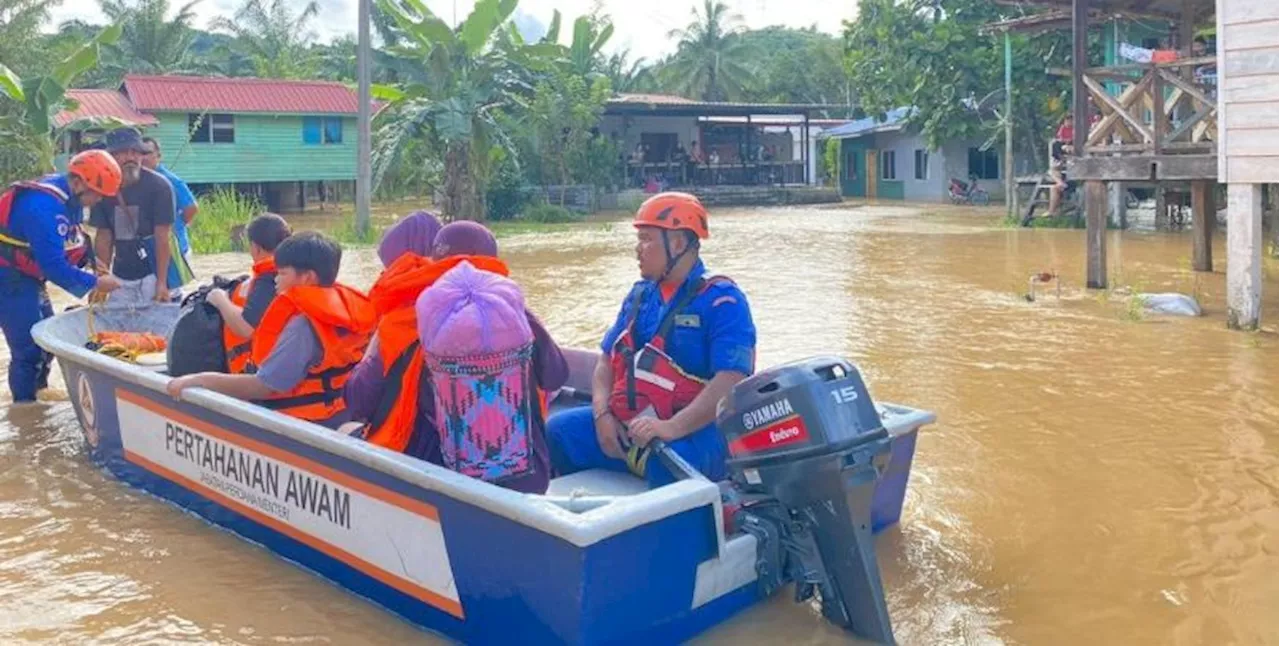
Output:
(90, 128), (176, 304)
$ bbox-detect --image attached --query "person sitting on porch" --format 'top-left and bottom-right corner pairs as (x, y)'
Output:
(687, 142), (704, 186)
(1192, 37), (1217, 95)
(1048, 115), (1074, 214)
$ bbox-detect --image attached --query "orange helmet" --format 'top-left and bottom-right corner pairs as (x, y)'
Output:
(633, 192), (709, 240)
(67, 149), (122, 197)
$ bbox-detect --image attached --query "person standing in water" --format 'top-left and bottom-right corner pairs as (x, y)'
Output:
(140, 136), (198, 268)
(90, 128), (177, 305)
(0, 150), (124, 402)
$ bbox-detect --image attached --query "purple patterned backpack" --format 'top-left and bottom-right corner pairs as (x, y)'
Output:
(416, 261), (539, 483)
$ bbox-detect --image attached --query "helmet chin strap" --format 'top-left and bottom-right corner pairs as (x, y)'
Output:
(658, 229), (692, 284)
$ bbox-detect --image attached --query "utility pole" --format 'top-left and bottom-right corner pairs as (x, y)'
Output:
(355, 0), (372, 236)
(1004, 30), (1015, 220)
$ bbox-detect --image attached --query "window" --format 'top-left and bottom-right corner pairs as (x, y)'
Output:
(913, 149), (929, 180)
(304, 116), (344, 144)
(880, 150), (896, 180)
(189, 113), (234, 143)
(967, 147), (999, 180)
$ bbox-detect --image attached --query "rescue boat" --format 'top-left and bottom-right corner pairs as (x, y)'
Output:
(33, 303), (934, 645)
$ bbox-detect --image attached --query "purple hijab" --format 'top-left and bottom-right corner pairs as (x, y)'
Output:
(378, 210), (443, 267)
(431, 221), (498, 259)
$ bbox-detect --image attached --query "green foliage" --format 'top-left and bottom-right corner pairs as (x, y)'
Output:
(734, 27), (850, 107)
(373, 0), (557, 221)
(659, 0), (752, 102)
(844, 0), (1075, 164)
(1, 64), (24, 102)
(1, 20), (121, 183)
(822, 138), (840, 186)
(639, 24), (852, 115)
(528, 68), (613, 195)
(188, 188), (262, 254)
(485, 153), (533, 222)
(523, 202), (583, 223)
(99, 0), (201, 75)
(331, 215), (383, 245)
(0, 0), (60, 79)
(210, 0), (321, 78)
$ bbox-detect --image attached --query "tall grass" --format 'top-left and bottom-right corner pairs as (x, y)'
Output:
(330, 217), (383, 246)
(190, 188), (263, 254)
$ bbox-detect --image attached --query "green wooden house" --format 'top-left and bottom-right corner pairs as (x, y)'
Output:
(57, 75), (367, 212)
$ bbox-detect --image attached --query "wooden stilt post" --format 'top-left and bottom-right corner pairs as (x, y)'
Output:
(1155, 184), (1169, 229)
(1109, 181), (1128, 229)
(1227, 183), (1263, 330)
(1086, 179), (1108, 288)
(1191, 179), (1213, 271)
(1071, 0), (1089, 157)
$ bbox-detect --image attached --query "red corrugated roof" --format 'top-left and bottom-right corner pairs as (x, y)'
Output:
(55, 89), (159, 128)
(123, 74), (363, 114)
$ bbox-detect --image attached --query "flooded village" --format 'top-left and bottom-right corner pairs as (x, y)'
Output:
(1, 0), (1277, 645)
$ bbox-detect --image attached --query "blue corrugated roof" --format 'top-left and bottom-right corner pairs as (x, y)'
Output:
(819, 107), (913, 140)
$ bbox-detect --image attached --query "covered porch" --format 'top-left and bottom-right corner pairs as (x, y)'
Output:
(600, 94), (849, 191)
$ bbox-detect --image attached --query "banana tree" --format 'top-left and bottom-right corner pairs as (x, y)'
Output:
(5, 23), (124, 136)
(373, 0), (557, 221)
(537, 10), (614, 77)
(2, 24), (122, 183)
(1, 65), (22, 103)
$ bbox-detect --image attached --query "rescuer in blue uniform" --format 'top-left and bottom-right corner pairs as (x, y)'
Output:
(546, 192), (757, 487)
(0, 150), (124, 402)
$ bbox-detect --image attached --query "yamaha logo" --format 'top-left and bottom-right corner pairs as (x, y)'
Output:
(742, 398), (794, 431)
(75, 372), (99, 449)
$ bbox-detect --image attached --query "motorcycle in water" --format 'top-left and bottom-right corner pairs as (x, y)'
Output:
(949, 175), (991, 206)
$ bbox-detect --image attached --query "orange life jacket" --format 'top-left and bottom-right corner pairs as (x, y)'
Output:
(0, 180), (93, 280)
(360, 253), (511, 453)
(249, 283), (376, 423)
(223, 256), (277, 374)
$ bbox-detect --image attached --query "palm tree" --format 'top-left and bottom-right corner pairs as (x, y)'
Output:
(663, 0), (751, 101)
(98, 0), (200, 74)
(211, 0), (320, 78)
(603, 49), (651, 93)
(0, 0), (60, 77)
(374, 0), (550, 221)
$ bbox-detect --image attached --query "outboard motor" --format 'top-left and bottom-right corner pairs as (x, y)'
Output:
(717, 356), (895, 644)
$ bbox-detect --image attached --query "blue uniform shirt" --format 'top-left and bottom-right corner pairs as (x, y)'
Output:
(601, 258), (756, 380)
(4, 175), (97, 297)
(155, 165), (195, 255)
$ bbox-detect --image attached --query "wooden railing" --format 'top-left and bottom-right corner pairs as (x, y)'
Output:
(1081, 56), (1218, 156)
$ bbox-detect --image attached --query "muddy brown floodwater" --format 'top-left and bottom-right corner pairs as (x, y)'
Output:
(2, 204), (1276, 645)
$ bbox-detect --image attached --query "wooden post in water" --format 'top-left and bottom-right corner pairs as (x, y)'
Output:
(1227, 184), (1263, 330)
(1191, 179), (1214, 271)
(1155, 185), (1169, 230)
(1086, 179), (1108, 288)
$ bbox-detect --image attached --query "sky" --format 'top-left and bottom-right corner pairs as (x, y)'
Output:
(46, 0), (858, 64)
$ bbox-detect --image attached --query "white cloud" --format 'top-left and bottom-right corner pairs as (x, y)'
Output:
(46, 0), (856, 64)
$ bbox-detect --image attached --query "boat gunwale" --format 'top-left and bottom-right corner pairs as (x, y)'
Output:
(32, 308), (937, 550)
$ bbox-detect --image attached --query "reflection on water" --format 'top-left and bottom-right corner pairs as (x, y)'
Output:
(1, 204), (1276, 645)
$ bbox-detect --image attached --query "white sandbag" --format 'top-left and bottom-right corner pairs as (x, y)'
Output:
(1139, 293), (1201, 317)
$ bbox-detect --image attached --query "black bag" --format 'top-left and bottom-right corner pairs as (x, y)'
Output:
(166, 275), (246, 377)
